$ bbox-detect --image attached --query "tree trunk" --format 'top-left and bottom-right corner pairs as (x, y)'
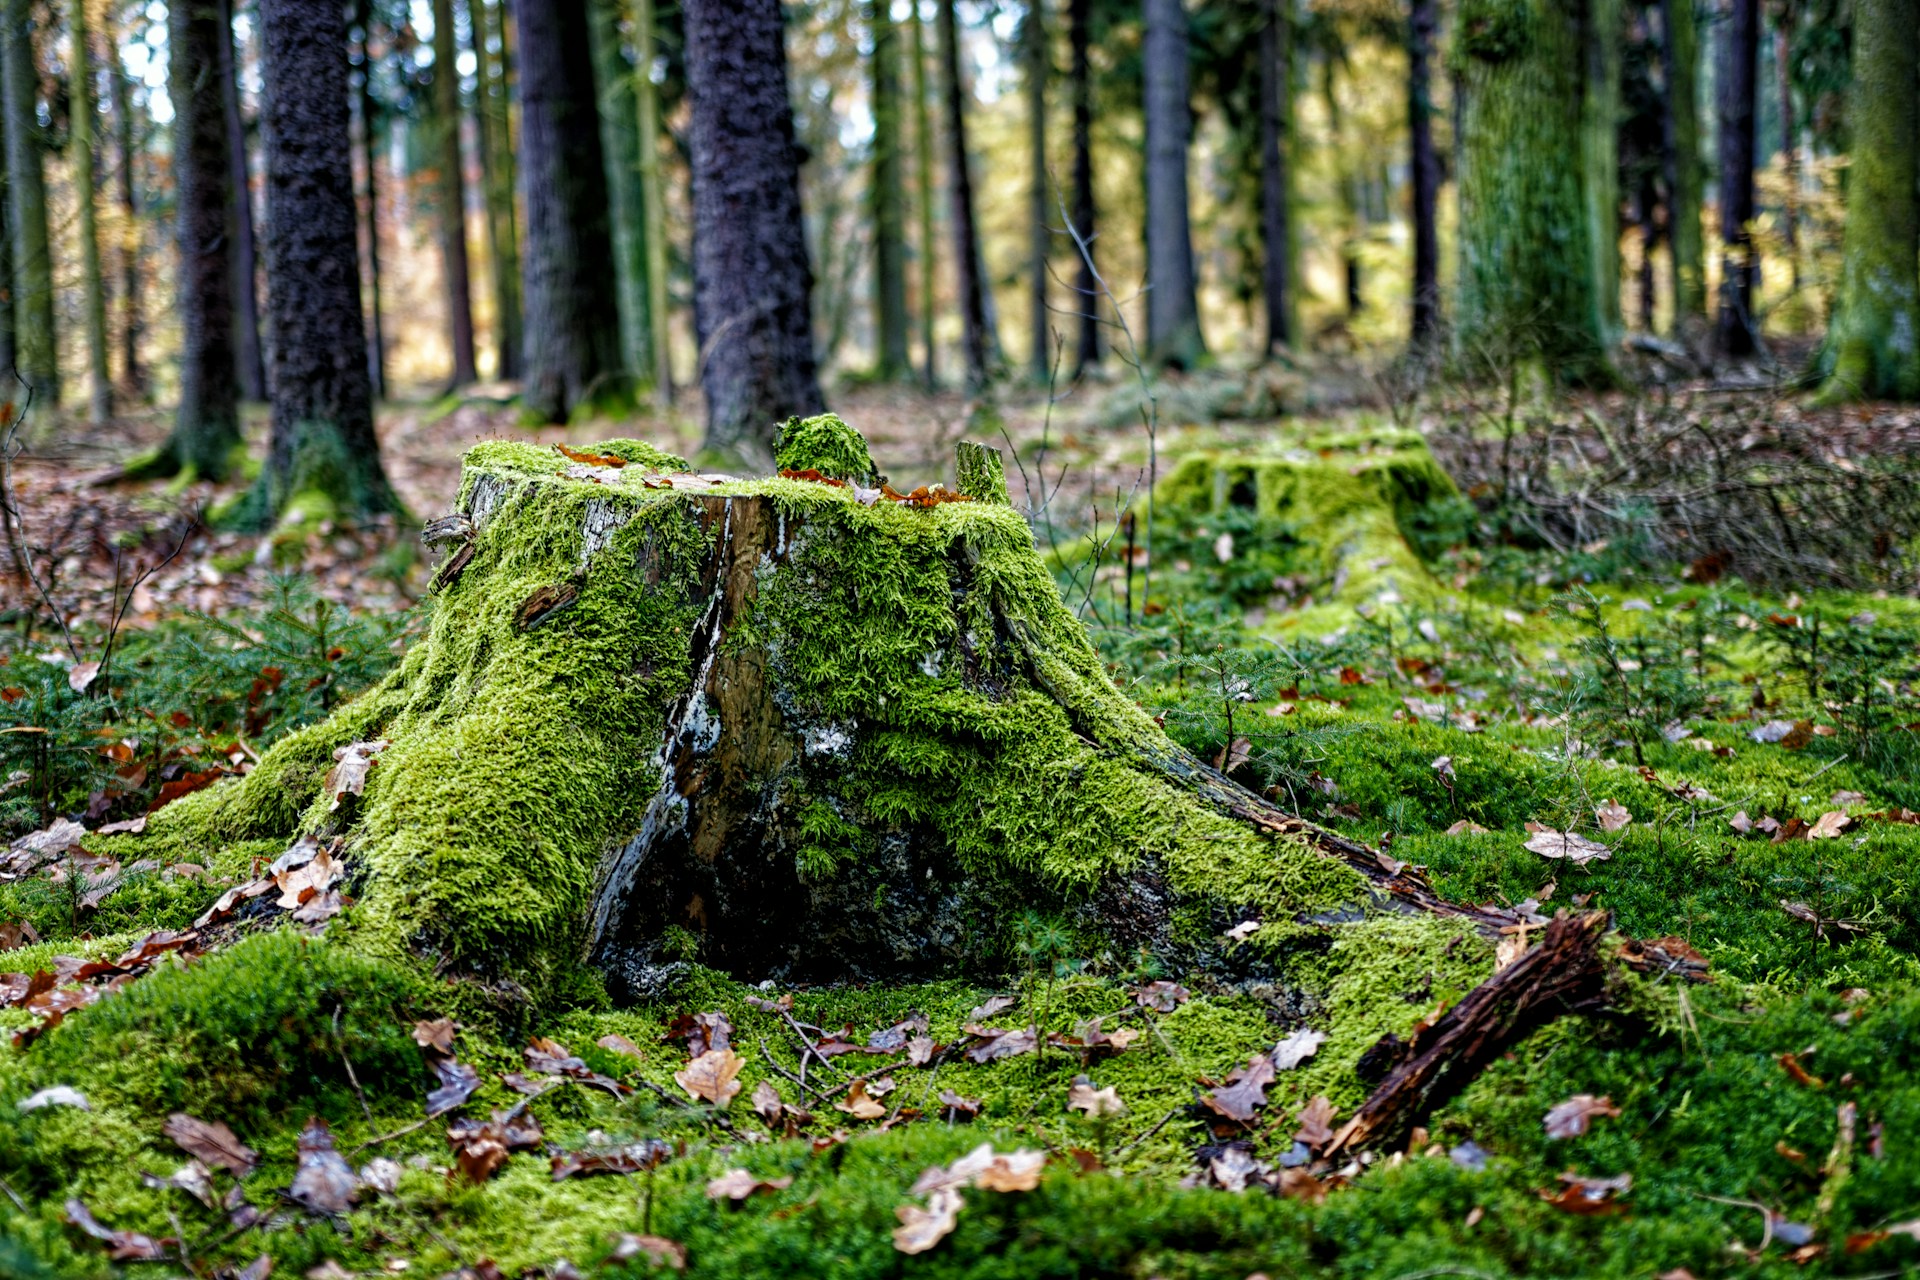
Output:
(218, 0), (266, 403)
(474, 0), (522, 383)
(1023, 0), (1049, 382)
(1773, 2), (1800, 300)
(1454, 0), (1609, 383)
(71, 0), (112, 424)
(1324, 58), (1362, 322)
(108, 7), (144, 401)
(1067, 0), (1099, 374)
(910, 0), (939, 388)
(1406, 0), (1439, 348)
(3, 0), (56, 404)
(513, 0), (621, 423)
(354, 0), (386, 401)
(431, 0), (478, 387)
(588, 0), (651, 390)
(1142, 0), (1204, 369)
(0, 48), (13, 389)
(935, 0), (996, 391)
(686, 0), (824, 462)
(633, 0), (671, 401)
(1661, 0), (1705, 328)
(247, 0), (397, 526)
(159, 0), (241, 478)
(1715, 0), (1760, 357)
(869, 0), (912, 381)
(1813, 0), (1918, 401)
(1583, 0), (1623, 342)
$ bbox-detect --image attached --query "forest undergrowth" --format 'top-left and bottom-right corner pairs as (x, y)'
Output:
(3, 390), (1920, 1279)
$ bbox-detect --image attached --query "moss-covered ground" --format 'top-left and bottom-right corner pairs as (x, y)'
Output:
(4, 417), (1920, 1277)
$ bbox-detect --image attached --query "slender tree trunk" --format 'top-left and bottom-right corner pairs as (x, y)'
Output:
(937, 0), (996, 389)
(248, 0), (396, 525)
(1637, 168), (1658, 331)
(1813, 0), (1918, 400)
(1068, 0), (1099, 374)
(1141, 0), (1204, 369)
(1773, 1), (1799, 299)
(1661, 0), (1704, 327)
(909, 0), (938, 388)
(355, 0), (386, 400)
(1406, 0), (1439, 348)
(1023, 0), (1048, 381)
(108, 6), (144, 400)
(513, 0), (621, 422)
(685, 0), (824, 460)
(588, 0), (649, 388)
(633, 0), (670, 400)
(218, 0), (266, 402)
(161, 0), (241, 477)
(1455, 0), (1609, 382)
(432, 0), (478, 386)
(475, 0), (521, 382)
(870, 0), (911, 380)
(1715, 0), (1760, 356)
(2, 0), (55, 403)
(0, 124), (11, 390)
(1584, 0), (1623, 341)
(71, 0), (111, 423)
(1325, 58), (1362, 319)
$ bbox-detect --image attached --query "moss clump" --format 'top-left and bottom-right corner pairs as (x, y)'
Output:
(774, 412), (879, 482)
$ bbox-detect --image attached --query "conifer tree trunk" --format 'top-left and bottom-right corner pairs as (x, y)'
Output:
(1813, 0), (1918, 401)
(1142, 0), (1204, 369)
(1584, 0), (1623, 341)
(1023, 0), (1048, 382)
(1661, 0), (1704, 327)
(588, 0), (650, 387)
(1068, 0), (1099, 374)
(157, 0), (241, 477)
(247, 0), (397, 525)
(633, 0), (670, 400)
(686, 0), (824, 460)
(1715, 0), (1760, 356)
(512, 0), (620, 422)
(1406, 0), (1439, 347)
(1454, 0), (1608, 381)
(108, 9), (144, 401)
(3, 0), (55, 404)
(1257, 0), (1293, 354)
(218, 0), (265, 403)
(432, 0), (478, 387)
(71, 0), (112, 424)
(354, 0), (386, 401)
(870, 0), (911, 381)
(0, 66), (13, 387)
(1773, 2), (1800, 300)
(474, 0), (521, 382)
(910, 0), (938, 387)
(936, 0), (996, 390)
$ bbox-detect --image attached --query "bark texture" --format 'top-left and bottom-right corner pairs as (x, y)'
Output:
(71, 0), (112, 424)
(432, 0), (478, 387)
(109, 13), (144, 400)
(1406, 0), (1439, 347)
(910, 1), (939, 387)
(355, 0), (385, 400)
(936, 0), (996, 390)
(218, 0), (266, 402)
(1715, 0), (1760, 357)
(475, 0), (522, 382)
(1814, 0), (1919, 401)
(1068, 0), (1099, 374)
(686, 0), (824, 460)
(870, 0), (912, 380)
(1661, 0), (1704, 326)
(1259, 0), (1293, 353)
(513, 0), (621, 422)
(1142, 0), (1205, 369)
(2, 0), (55, 402)
(1583, 0), (1623, 341)
(251, 0), (396, 524)
(633, 0), (672, 399)
(589, 0), (652, 387)
(1023, 1), (1049, 382)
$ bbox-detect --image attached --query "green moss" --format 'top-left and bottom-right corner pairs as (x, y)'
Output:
(774, 412), (879, 482)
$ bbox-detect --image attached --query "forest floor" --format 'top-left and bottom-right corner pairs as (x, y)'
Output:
(3, 368), (1920, 1279)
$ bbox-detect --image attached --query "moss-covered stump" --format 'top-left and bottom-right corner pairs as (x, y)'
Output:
(134, 418), (1506, 1002)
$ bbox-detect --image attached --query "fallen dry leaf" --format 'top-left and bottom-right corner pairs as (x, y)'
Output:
(288, 1118), (358, 1215)
(1066, 1077), (1126, 1118)
(938, 1090), (982, 1122)
(323, 741), (388, 810)
(1543, 1094), (1621, 1139)
(163, 1113), (258, 1176)
(892, 1187), (963, 1255)
(549, 1141), (670, 1181)
(704, 1168), (792, 1201)
(834, 1078), (889, 1121)
(1541, 1171), (1631, 1215)
(610, 1235), (686, 1270)
(1133, 980), (1191, 1012)
(1294, 1095), (1338, 1150)
(64, 1198), (176, 1262)
(1272, 1028), (1326, 1071)
(1445, 819), (1492, 836)
(1524, 830), (1611, 866)
(962, 1024), (1037, 1064)
(1807, 810), (1852, 839)
(1595, 800), (1632, 832)
(674, 1048), (745, 1108)
(1201, 1054), (1277, 1123)
(1779, 1052), (1825, 1089)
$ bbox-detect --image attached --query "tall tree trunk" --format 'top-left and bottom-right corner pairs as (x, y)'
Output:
(218, 0), (266, 402)
(158, 0), (241, 477)
(354, 0), (386, 400)
(869, 0), (911, 380)
(248, 0), (396, 525)
(474, 0), (521, 382)
(71, 0), (111, 423)
(108, 5), (144, 400)
(909, 0), (938, 387)
(1636, 167), (1658, 331)
(937, 0), (996, 389)
(1454, 0), (1609, 382)
(1068, 0), (1099, 374)
(1661, 0), (1704, 327)
(1023, 0), (1048, 382)
(432, 0), (478, 386)
(0, 121), (11, 389)
(633, 0), (670, 400)
(1584, 0), (1623, 341)
(1773, 1), (1800, 299)
(1813, 0), (1917, 400)
(1715, 0), (1760, 356)
(588, 0), (650, 389)
(1325, 58), (1362, 319)
(512, 0), (621, 422)
(1406, 0), (1439, 348)
(1141, 0), (1204, 369)
(685, 0), (824, 460)
(2, 0), (55, 403)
